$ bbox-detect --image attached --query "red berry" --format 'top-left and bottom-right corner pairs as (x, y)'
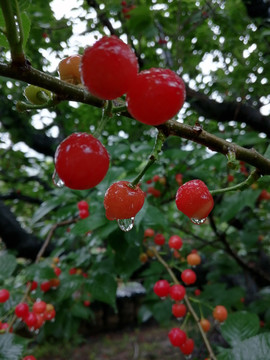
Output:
(126, 68), (185, 125)
(44, 307), (56, 321)
(179, 338), (194, 355)
(154, 233), (165, 246)
(172, 303), (186, 318)
(79, 209), (90, 219)
(168, 328), (187, 347)
(152, 175), (160, 182)
(121, 1), (127, 6)
(181, 269), (197, 285)
(168, 235), (183, 250)
(23, 356), (37, 360)
(144, 228), (155, 238)
(0, 289), (9, 303)
(227, 174), (234, 182)
(33, 301), (47, 314)
(54, 267), (61, 277)
(24, 312), (38, 328)
(153, 280), (170, 298)
(104, 181), (145, 220)
(40, 281), (51, 292)
(175, 179), (214, 222)
(28, 281), (38, 291)
(54, 132), (110, 190)
(77, 200), (89, 211)
(81, 36), (138, 100)
(147, 186), (161, 198)
(0, 323), (13, 332)
(200, 318), (211, 332)
(58, 55), (82, 85)
(194, 289), (201, 296)
(258, 189), (270, 201)
(69, 267), (77, 275)
(49, 278), (60, 288)
(169, 284), (186, 301)
(84, 300), (91, 307)
(187, 253), (201, 266)
(15, 303), (29, 319)
(175, 173), (183, 186)
(213, 305), (228, 322)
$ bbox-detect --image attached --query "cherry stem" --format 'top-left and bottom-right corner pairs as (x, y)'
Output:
(131, 130), (167, 187)
(94, 100), (113, 138)
(150, 246), (217, 360)
(210, 168), (261, 196)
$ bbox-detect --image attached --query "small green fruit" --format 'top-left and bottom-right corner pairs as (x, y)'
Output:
(24, 85), (52, 105)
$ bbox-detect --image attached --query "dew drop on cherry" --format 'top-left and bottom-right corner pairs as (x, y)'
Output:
(117, 217), (135, 232)
(185, 355), (192, 360)
(190, 217), (207, 225)
(52, 169), (65, 188)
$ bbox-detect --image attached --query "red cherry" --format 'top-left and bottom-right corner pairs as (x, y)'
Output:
(175, 179), (214, 222)
(81, 36), (138, 100)
(126, 68), (186, 125)
(170, 284), (186, 301)
(104, 181), (145, 220)
(44, 307), (56, 321)
(168, 235), (183, 250)
(152, 175), (160, 182)
(23, 356), (37, 360)
(172, 303), (186, 318)
(33, 301), (47, 314)
(175, 173), (183, 186)
(49, 278), (60, 288)
(258, 189), (270, 201)
(144, 228), (155, 238)
(40, 281), (51, 292)
(84, 300), (91, 307)
(168, 328), (187, 347)
(77, 200), (89, 211)
(147, 187), (161, 198)
(181, 269), (197, 285)
(0, 289), (9, 303)
(15, 303), (29, 319)
(213, 305), (228, 322)
(227, 174), (234, 182)
(179, 338), (195, 355)
(153, 280), (170, 298)
(0, 323), (13, 332)
(154, 233), (165, 246)
(54, 132), (110, 190)
(69, 267), (77, 275)
(27, 281), (38, 291)
(24, 312), (38, 327)
(54, 267), (61, 277)
(200, 318), (211, 332)
(194, 289), (201, 296)
(121, 1), (127, 6)
(34, 314), (45, 329)
(79, 209), (90, 219)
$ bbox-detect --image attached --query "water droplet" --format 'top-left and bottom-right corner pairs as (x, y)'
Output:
(52, 169), (65, 188)
(117, 217), (135, 232)
(185, 355), (192, 360)
(190, 217), (207, 225)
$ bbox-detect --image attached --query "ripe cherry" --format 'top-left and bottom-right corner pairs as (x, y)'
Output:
(153, 280), (170, 298)
(54, 267), (61, 277)
(58, 55), (82, 84)
(194, 289), (201, 296)
(175, 173), (183, 186)
(79, 209), (90, 219)
(175, 179), (214, 223)
(172, 303), (186, 318)
(147, 187), (161, 198)
(77, 200), (89, 211)
(0, 322), (13, 332)
(34, 314), (45, 329)
(27, 281), (38, 291)
(126, 68), (186, 125)
(69, 267), (77, 275)
(144, 228), (155, 238)
(44, 307), (56, 321)
(169, 284), (186, 301)
(179, 338), (195, 355)
(187, 253), (201, 266)
(154, 233), (165, 246)
(200, 318), (211, 332)
(24, 312), (38, 328)
(168, 235), (183, 250)
(84, 300), (91, 307)
(168, 328), (187, 347)
(181, 269), (197, 285)
(213, 305), (228, 322)
(15, 303), (29, 319)
(23, 356), (37, 360)
(33, 301), (47, 314)
(49, 278), (60, 288)
(0, 289), (9, 303)
(40, 281), (51, 292)
(54, 132), (110, 190)
(81, 36), (138, 100)
(104, 181), (145, 220)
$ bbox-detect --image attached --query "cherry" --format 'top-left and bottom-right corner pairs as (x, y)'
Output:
(34, 314), (45, 329)
(27, 281), (38, 291)
(175, 179), (214, 222)
(168, 328), (187, 347)
(0, 289), (9, 303)
(147, 187), (161, 198)
(200, 318), (211, 332)
(169, 284), (186, 301)
(54, 132), (110, 190)
(194, 289), (201, 296)
(227, 174), (234, 182)
(58, 55), (82, 85)
(213, 305), (228, 322)
(81, 36), (138, 100)
(24, 312), (38, 328)
(175, 173), (183, 186)
(172, 303), (186, 318)
(187, 253), (201, 266)
(126, 68), (186, 125)
(139, 253), (148, 263)
(49, 278), (60, 288)
(0, 322), (13, 332)
(40, 280), (51, 292)
(24, 85), (51, 105)
(144, 228), (155, 238)
(258, 189), (270, 201)
(179, 338), (195, 355)
(84, 300), (91, 307)
(33, 301), (47, 314)
(77, 200), (89, 211)
(154, 233), (165, 246)
(44, 307), (56, 321)
(69, 267), (77, 275)
(79, 209), (90, 219)
(152, 175), (160, 182)
(15, 303), (29, 319)
(168, 235), (183, 250)
(153, 280), (170, 298)
(181, 269), (197, 285)
(104, 181), (145, 220)
(54, 267), (61, 277)
(23, 356), (37, 360)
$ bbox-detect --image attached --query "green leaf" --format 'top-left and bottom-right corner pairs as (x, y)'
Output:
(0, 334), (23, 360)
(31, 196), (65, 224)
(89, 273), (117, 310)
(70, 302), (91, 319)
(221, 311), (260, 347)
(21, 12), (31, 49)
(0, 254), (17, 279)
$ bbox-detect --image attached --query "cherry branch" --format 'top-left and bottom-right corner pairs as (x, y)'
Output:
(150, 246), (217, 360)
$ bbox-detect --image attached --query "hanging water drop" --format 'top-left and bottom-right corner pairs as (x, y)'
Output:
(117, 217), (135, 232)
(190, 217), (207, 225)
(185, 355), (192, 360)
(52, 169), (65, 188)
